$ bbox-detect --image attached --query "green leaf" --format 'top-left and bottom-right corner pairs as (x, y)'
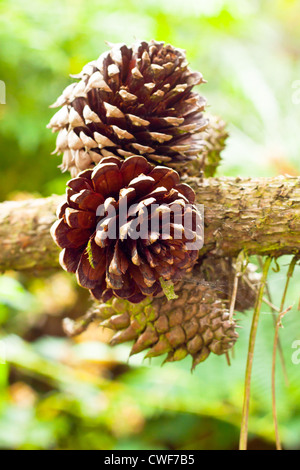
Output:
(86, 239), (95, 269)
(159, 277), (178, 301)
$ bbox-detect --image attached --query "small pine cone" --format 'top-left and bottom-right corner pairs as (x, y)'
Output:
(199, 257), (260, 312)
(169, 116), (228, 178)
(51, 155), (202, 304)
(91, 267), (238, 369)
(201, 116), (228, 177)
(47, 40), (208, 177)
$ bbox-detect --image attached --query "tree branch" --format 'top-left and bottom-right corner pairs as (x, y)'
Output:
(0, 175), (299, 273)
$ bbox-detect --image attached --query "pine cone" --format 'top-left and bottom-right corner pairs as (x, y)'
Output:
(51, 155), (202, 303)
(202, 116), (228, 177)
(47, 40), (208, 177)
(169, 116), (228, 178)
(88, 266), (238, 369)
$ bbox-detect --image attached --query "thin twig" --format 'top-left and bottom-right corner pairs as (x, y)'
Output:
(264, 284), (289, 386)
(242, 275), (280, 312)
(279, 256), (298, 313)
(242, 266), (287, 381)
(258, 256), (289, 387)
(63, 307), (98, 336)
(272, 304), (293, 450)
(229, 271), (239, 322)
(271, 255), (298, 439)
(229, 251), (248, 322)
(239, 256), (272, 450)
(225, 351), (231, 366)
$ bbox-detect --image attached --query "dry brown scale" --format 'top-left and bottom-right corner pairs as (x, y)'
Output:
(47, 40), (208, 176)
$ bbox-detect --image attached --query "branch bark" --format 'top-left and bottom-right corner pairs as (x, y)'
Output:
(0, 175), (299, 273)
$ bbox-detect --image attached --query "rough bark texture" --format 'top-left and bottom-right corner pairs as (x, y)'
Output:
(190, 175), (300, 258)
(0, 175), (299, 273)
(0, 196), (62, 273)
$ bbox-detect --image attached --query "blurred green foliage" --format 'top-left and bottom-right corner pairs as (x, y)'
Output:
(0, 0), (300, 450)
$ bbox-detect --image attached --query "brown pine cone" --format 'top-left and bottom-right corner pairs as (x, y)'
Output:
(87, 266), (238, 369)
(51, 155), (202, 303)
(47, 40), (208, 177)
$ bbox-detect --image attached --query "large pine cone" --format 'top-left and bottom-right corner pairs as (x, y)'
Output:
(87, 266), (238, 369)
(51, 155), (202, 303)
(47, 40), (208, 177)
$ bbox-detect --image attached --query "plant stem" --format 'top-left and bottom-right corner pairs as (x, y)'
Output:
(279, 256), (298, 313)
(272, 305), (293, 450)
(258, 256), (289, 386)
(242, 274), (280, 312)
(229, 270), (239, 322)
(271, 256), (298, 450)
(239, 256), (272, 450)
(265, 285), (289, 386)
